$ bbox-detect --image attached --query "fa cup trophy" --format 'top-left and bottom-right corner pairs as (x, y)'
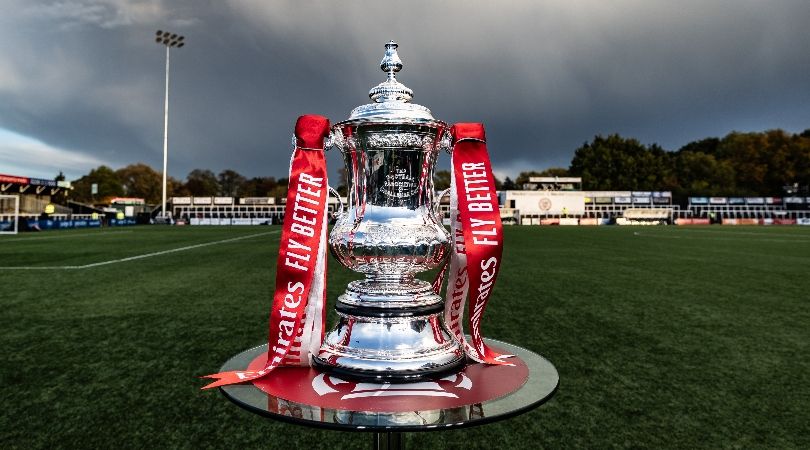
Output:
(204, 40), (557, 437)
(312, 41), (465, 381)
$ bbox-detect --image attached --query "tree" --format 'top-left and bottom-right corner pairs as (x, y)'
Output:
(787, 132), (810, 192)
(761, 130), (798, 193)
(70, 166), (124, 203)
(268, 178), (288, 199)
(218, 169), (247, 197)
(678, 137), (720, 156)
(538, 167), (570, 177)
(116, 163), (162, 203)
(169, 176), (189, 197)
(501, 177), (516, 190)
(240, 176), (278, 197)
(492, 175), (503, 190)
(667, 129), (809, 195)
(514, 171), (544, 187)
(568, 134), (672, 191)
(433, 170), (451, 190)
(185, 169), (220, 196)
(713, 132), (768, 195)
(672, 151), (736, 196)
(334, 167), (349, 196)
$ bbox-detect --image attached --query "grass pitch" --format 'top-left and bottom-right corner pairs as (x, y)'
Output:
(1, 225), (809, 449)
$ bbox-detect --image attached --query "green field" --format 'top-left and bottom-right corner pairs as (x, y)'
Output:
(2, 225), (809, 449)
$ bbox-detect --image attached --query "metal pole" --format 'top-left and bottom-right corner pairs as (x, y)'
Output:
(162, 44), (170, 220)
(154, 30), (184, 221)
(373, 432), (404, 450)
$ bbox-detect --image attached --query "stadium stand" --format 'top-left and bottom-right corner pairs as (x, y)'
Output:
(170, 196), (344, 225)
(687, 197), (810, 222)
(0, 174), (140, 231)
(1, 173), (71, 211)
(500, 179), (682, 225)
(494, 176), (810, 226)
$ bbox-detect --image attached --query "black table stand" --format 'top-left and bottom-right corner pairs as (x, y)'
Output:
(217, 339), (558, 449)
(374, 431), (403, 450)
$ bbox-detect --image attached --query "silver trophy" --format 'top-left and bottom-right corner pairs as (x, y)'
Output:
(312, 41), (465, 381)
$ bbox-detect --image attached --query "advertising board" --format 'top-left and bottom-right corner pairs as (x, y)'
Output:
(240, 197), (276, 205)
(29, 178), (57, 187)
(505, 191), (585, 215)
(723, 218), (760, 225)
(582, 191), (631, 198)
(676, 218), (711, 225)
(110, 197), (145, 205)
(0, 174), (29, 184)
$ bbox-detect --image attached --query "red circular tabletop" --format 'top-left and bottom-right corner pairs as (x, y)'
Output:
(217, 339), (558, 432)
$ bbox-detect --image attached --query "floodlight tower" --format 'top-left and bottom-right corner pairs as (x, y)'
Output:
(154, 30), (185, 220)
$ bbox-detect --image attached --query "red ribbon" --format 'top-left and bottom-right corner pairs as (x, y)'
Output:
(444, 123), (512, 365)
(202, 115), (330, 389)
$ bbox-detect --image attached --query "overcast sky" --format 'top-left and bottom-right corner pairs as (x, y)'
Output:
(1, 0), (808, 183)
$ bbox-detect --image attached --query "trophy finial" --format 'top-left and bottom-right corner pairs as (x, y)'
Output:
(348, 40), (434, 120)
(380, 41), (403, 79)
(369, 40), (413, 103)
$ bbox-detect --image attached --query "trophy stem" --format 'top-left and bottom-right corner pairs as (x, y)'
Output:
(366, 273), (415, 283)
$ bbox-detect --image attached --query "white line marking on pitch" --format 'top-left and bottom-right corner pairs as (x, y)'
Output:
(0, 230), (134, 242)
(670, 228), (810, 238)
(633, 231), (810, 243)
(0, 231), (279, 270)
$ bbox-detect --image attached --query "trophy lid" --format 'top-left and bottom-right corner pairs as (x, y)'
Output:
(345, 41), (437, 122)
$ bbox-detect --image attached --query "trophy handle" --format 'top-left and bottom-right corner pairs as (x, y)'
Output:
(434, 188), (451, 221)
(328, 186), (344, 219)
(439, 130), (453, 154)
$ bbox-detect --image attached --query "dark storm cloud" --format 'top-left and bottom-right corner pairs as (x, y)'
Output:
(1, 0), (809, 181)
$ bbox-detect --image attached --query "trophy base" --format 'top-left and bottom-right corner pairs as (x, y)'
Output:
(314, 282), (466, 383)
(312, 353), (466, 384)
